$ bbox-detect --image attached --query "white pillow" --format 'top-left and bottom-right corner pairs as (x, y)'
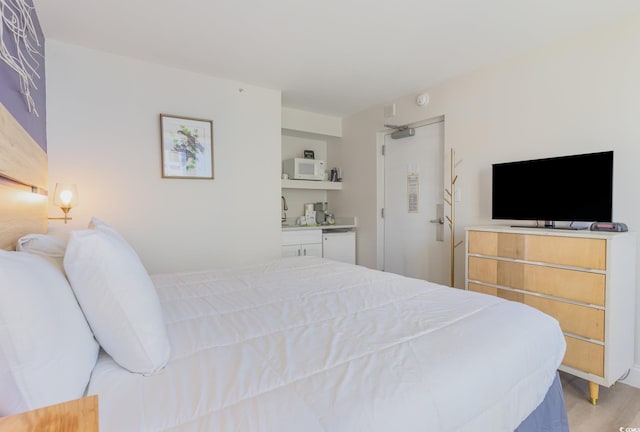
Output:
(64, 226), (170, 374)
(0, 251), (99, 416)
(88, 216), (126, 242)
(16, 233), (68, 272)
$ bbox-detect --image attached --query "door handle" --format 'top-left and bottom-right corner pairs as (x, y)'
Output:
(430, 218), (444, 224)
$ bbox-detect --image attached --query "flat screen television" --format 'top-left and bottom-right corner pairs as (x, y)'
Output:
(492, 151), (613, 228)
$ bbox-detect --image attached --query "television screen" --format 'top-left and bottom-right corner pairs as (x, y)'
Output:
(492, 151), (613, 224)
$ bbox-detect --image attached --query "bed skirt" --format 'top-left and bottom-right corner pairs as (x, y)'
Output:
(515, 372), (569, 432)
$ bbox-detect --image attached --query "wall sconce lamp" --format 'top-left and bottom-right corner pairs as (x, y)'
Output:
(49, 183), (79, 224)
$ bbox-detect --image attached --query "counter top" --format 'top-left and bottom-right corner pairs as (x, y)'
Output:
(282, 224), (356, 232)
(282, 216), (357, 231)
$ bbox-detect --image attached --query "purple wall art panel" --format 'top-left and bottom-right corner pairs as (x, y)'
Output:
(0, 0), (46, 151)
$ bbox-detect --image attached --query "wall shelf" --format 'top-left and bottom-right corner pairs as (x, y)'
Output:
(281, 179), (342, 190)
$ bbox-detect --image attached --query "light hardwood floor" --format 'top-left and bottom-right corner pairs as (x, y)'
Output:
(562, 372), (640, 431)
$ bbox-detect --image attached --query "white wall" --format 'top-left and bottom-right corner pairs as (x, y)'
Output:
(334, 14), (640, 385)
(282, 107), (342, 137)
(282, 132), (328, 163)
(46, 41), (282, 273)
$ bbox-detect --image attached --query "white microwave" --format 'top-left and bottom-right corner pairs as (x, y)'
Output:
(283, 158), (325, 181)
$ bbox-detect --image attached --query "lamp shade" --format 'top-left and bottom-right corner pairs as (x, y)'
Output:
(53, 183), (79, 209)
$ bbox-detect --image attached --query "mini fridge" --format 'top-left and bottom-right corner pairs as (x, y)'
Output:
(322, 231), (356, 264)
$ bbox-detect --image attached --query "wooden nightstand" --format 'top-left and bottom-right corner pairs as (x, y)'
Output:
(0, 395), (98, 432)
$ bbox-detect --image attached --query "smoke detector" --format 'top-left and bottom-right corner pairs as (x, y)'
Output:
(416, 93), (430, 107)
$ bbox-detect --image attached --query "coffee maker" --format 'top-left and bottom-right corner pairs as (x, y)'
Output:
(314, 202), (328, 224)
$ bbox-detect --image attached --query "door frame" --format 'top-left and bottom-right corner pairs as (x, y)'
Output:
(375, 115), (446, 271)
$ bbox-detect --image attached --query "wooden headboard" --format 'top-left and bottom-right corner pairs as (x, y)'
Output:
(0, 103), (48, 250)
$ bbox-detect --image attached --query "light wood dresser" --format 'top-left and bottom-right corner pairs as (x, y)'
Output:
(465, 226), (636, 404)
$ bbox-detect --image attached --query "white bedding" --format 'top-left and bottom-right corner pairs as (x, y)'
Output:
(88, 257), (566, 431)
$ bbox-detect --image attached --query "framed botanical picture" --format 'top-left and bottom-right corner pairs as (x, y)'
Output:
(160, 114), (214, 179)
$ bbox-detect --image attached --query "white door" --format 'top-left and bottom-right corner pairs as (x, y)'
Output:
(383, 121), (449, 285)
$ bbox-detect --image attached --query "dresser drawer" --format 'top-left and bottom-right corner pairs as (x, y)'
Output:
(525, 295), (604, 342)
(564, 336), (604, 377)
(468, 231), (499, 256)
(468, 282), (497, 296)
(526, 235), (606, 270)
(467, 231), (606, 269)
(468, 282), (604, 341)
(468, 256), (605, 306)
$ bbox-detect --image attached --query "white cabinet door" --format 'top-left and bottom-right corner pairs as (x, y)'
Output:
(282, 230), (323, 258)
(302, 242), (323, 257)
(282, 244), (301, 257)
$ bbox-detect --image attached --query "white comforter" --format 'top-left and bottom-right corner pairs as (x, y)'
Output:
(88, 257), (566, 431)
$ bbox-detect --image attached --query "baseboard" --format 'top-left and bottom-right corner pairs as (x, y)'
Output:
(619, 365), (640, 389)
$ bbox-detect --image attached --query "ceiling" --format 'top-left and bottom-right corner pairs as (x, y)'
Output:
(34, 0), (640, 117)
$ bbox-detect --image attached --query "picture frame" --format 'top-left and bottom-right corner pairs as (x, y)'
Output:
(303, 150), (315, 159)
(160, 114), (214, 179)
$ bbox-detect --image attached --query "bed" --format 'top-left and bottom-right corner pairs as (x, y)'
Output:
(0, 105), (568, 431)
(89, 256), (567, 431)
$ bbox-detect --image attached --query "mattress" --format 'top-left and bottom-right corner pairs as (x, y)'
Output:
(88, 257), (566, 431)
